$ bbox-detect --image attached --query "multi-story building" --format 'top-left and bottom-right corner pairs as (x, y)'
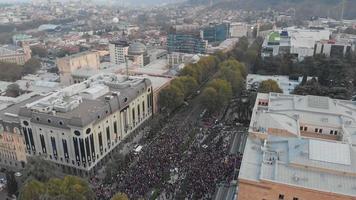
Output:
(238, 93), (356, 200)
(57, 51), (100, 86)
(167, 25), (207, 54)
(314, 39), (355, 57)
(261, 27), (331, 61)
(17, 74), (153, 176)
(230, 22), (248, 38)
(109, 40), (129, 65)
(0, 93), (43, 170)
(202, 23), (230, 43)
(127, 42), (150, 68)
(0, 44), (31, 65)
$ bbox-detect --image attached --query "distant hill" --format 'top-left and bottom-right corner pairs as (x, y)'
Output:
(189, 0), (356, 20)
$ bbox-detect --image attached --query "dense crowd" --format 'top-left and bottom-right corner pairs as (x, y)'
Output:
(90, 113), (242, 200)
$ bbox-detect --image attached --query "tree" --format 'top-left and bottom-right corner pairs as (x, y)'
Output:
(19, 176), (95, 200)
(158, 85), (184, 111)
(6, 171), (18, 197)
(23, 58), (41, 75)
(21, 156), (63, 183)
(208, 79), (232, 108)
(0, 62), (23, 81)
(5, 83), (21, 97)
(201, 87), (219, 113)
(18, 180), (45, 200)
(258, 80), (283, 93)
(31, 46), (48, 58)
(111, 193), (129, 200)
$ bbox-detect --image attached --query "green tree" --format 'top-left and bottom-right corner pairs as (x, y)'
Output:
(111, 193), (129, 200)
(18, 180), (45, 200)
(31, 46), (48, 58)
(23, 58), (41, 75)
(158, 85), (184, 111)
(6, 171), (18, 197)
(0, 62), (22, 81)
(201, 87), (219, 113)
(208, 79), (232, 108)
(21, 156), (63, 183)
(5, 83), (21, 97)
(258, 79), (283, 93)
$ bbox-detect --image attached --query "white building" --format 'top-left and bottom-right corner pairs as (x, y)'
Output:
(230, 22), (248, 38)
(17, 74), (153, 175)
(246, 74), (313, 94)
(109, 40), (129, 65)
(238, 93), (356, 200)
(314, 39), (355, 57)
(262, 27), (332, 61)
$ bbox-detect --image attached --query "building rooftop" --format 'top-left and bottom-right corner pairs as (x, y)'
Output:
(18, 74), (151, 129)
(239, 92), (356, 197)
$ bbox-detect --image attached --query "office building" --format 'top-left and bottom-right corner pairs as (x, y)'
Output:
(109, 40), (129, 65)
(167, 25), (208, 54)
(238, 93), (356, 200)
(202, 23), (230, 43)
(57, 51), (100, 86)
(0, 44), (31, 65)
(314, 39), (355, 57)
(17, 74), (153, 175)
(261, 27), (331, 61)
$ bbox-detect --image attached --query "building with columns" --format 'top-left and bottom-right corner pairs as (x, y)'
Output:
(238, 93), (356, 200)
(17, 74), (153, 175)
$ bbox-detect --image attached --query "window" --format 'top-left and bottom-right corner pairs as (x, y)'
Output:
(300, 126), (303, 131)
(304, 127), (307, 131)
(278, 194), (284, 200)
(330, 130), (334, 135)
(334, 130), (338, 135)
(293, 198), (299, 200)
(315, 128), (318, 133)
(319, 129), (322, 133)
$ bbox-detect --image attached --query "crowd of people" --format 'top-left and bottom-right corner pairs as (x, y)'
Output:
(90, 107), (243, 200)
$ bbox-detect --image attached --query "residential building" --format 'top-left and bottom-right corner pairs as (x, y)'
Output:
(109, 40), (129, 65)
(17, 74), (153, 175)
(246, 74), (314, 94)
(238, 93), (356, 200)
(314, 39), (355, 57)
(202, 23), (230, 43)
(0, 44), (32, 65)
(57, 51), (100, 86)
(167, 25), (208, 54)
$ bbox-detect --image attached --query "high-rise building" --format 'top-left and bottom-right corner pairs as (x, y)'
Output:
(167, 25), (207, 54)
(109, 40), (129, 65)
(57, 51), (100, 86)
(17, 74), (153, 176)
(238, 93), (356, 200)
(202, 23), (230, 43)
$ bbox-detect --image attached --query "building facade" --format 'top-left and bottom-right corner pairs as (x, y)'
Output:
(238, 93), (356, 200)
(167, 26), (207, 54)
(17, 74), (153, 176)
(0, 44), (31, 65)
(57, 51), (100, 86)
(109, 40), (129, 65)
(314, 39), (355, 57)
(230, 22), (248, 38)
(202, 23), (230, 43)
